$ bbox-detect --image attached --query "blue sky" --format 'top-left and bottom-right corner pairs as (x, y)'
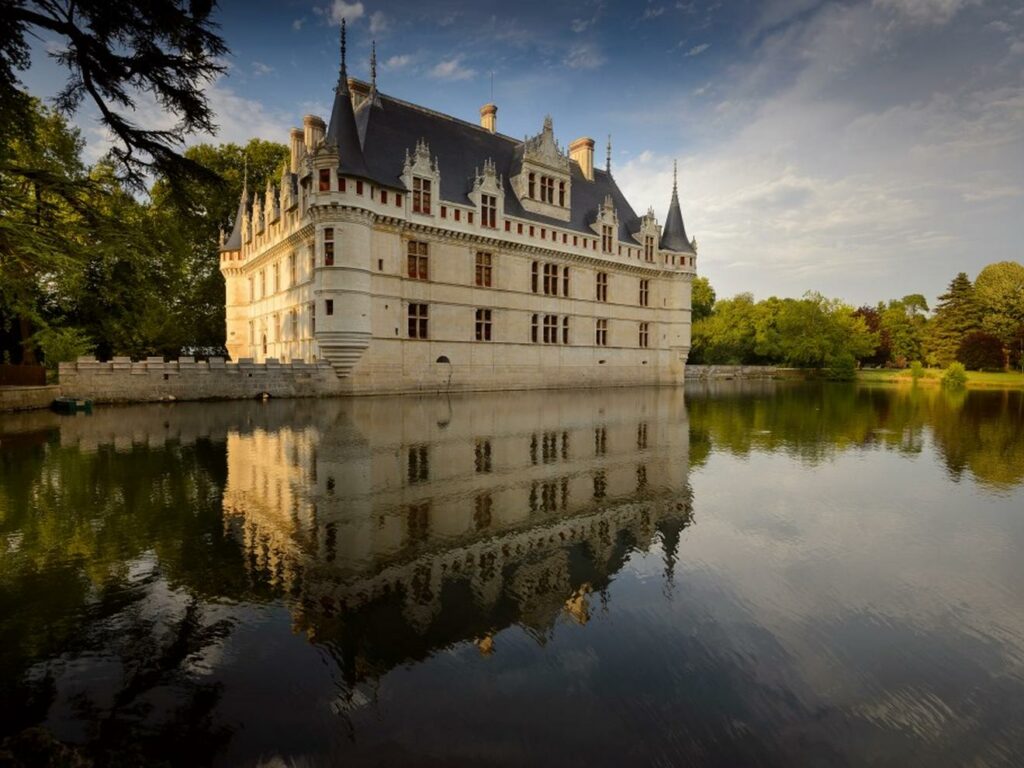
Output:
(21, 0), (1024, 306)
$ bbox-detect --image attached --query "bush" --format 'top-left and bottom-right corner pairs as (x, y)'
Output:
(957, 331), (1004, 371)
(826, 352), (857, 381)
(910, 361), (924, 380)
(942, 361), (968, 389)
(32, 327), (93, 371)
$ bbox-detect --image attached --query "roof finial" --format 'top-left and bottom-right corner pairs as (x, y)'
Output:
(242, 155), (248, 197)
(338, 17), (347, 88)
(370, 40), (377, 89)
(606, 134), (612, 173)
(672, 158), (678, 195)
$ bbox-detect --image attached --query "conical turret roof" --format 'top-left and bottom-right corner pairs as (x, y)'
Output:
(660, 160), (695, 255)
(325, 19), (370, 178)
(220, 170), (247, 252)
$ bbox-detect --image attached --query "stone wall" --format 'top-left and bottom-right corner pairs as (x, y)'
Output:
(0, 385), (60, 412)
(685, 365), (781, 380)
(58, 356), (342, 404)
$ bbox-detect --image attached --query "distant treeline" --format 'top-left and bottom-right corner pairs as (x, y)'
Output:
(689, 263), (1024, 373)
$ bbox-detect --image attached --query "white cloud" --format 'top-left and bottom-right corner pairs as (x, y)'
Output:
(370, 11), (388, 34)
(685, 43), (710, 57)
(429, 56), (475, 81)
(642, 5), (666, 20)
(564, 43), (606, 70)
(251, 61), (274, 77)
(872, 0), (970, 26)
(292, 17), (304, 31)
(328, 0), (364, 25)
(384, 54), (411, 71)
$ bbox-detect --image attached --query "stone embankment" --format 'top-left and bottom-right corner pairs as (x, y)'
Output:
(684, 365), (783, 380)
(0, 385), (61, 412)
(57, 356), (341, 404)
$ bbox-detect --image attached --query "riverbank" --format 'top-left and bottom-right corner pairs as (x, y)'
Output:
(857, 368), (1024, 389)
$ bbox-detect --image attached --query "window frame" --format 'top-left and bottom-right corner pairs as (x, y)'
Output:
(412, 176), (432, 215)
(408, 303), (429, 339)
(407, 240), (429, 280)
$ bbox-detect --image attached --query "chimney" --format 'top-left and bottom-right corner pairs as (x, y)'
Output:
(569, 137), (595, 181)
(480, 103), (497, 133)
(302, 114), (325, 151)
(289, 128), (304, 173)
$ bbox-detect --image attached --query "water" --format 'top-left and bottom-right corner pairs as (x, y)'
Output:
(1, 383), (1022, 767)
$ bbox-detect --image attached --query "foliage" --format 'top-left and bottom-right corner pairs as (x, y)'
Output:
(31, 326), (93, 370)
(910, 361), (924, 380)
(973, 261), (1024, 348)
(1, 0), (228, 194)
(853, 305), (887, 366)
(942, 362), (968, 389)
(691, 276), (716, 322)
(957, 331), (1005, 371)
(925, 273), (981, 367)
(826, 352), (857, 381)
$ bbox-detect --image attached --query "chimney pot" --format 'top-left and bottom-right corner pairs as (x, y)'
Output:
(480, 103), (497, 133)
(302, 114), (325, 151)
(569, 137), (595, 181)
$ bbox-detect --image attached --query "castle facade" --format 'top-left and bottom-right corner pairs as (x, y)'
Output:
(219, 26), (699, 394)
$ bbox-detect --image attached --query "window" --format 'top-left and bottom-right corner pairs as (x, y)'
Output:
(324, 227), (334, 266)
(517, 223), (523, 234)
(454, 209), (461, 222)
(475, 440), (492, 473)
(441, 205), (447, 219)
(637, 422), (648, 450)
(290, 310), (298, 340)
(408, 303), (428, 339)
(562, 266), (570, 297)
(396, 193), (402, 206)
(602, 225), (614, 253)
(596, 319), (608, 346)
(408, 446), (429, 484)
(540, 176), (554, 203)
(543, 314), (558, 344)
(468, 212), (474, 225)
(481, 194), (497, 228)
(558, 181), (566, 207)
(528, 172), (535, 198)
(272, 262), (280, 293)
(309, 245), (315, 274)
(325, 299), (334, 316)
(338, 176), (346, 192)
(249, 320), (254, 346)
(289, 253), (296, 286)
(260, 269), (266, 298)
(475, 309), (493, 341)
(543, 263), (557, 295)
(413, 177), (431, 214)
(531, 313), (538, 343)
(475, 252), (492, 287)
(356, 180), (363, 195)
(380, 189), (387, 204)
(273, 313), (280, 342)
(596, 272), (608, 302)
(562, 316), (570, 345)
(248, 276), (254, 302)
(639, 321), (649, 348)
(644, 235), (655, 262)
(407, 240), (428, 280)
(310, 302), (316, 335)
(318, 168), (330, 192)
(531, 261), (539, 293)
(639, 279), (649, 307)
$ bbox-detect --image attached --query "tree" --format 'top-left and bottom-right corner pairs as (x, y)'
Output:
(957, 331), (1005, 371)
(853, 305), (888, 366)
(2, 0), (228, 193)
(880, 296), (928, 367)
(925, 273), (981, 367)
(691, 276), (716, 322)
(973, 261), (1024, 350)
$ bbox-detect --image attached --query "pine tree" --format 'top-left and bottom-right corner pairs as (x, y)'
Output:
(925, 273), (982, 366)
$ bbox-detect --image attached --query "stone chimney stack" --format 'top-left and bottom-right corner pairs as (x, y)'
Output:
(289, 128), (304, 173)
(569, 137), (595, 181)
(480, 103), (497, 133)
(303, 114), (325, 152)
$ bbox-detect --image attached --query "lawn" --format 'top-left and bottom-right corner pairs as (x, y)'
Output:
(856, 368), (1024, 389)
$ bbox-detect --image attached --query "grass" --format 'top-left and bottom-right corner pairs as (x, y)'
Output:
(856, 367), (1024, 389)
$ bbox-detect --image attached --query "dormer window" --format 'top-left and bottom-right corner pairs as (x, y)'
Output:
(528, 172), (536, 199)
(481, 194), (497, 228)
(413, 177), (432, 214)
(644, 235), (655, 262)
(559, 181), (565, 207)
(541, 176), (555, 204)
(602, 225), (614, 253)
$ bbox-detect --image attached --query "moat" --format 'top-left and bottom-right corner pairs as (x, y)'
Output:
(1, 383), (1022, 766)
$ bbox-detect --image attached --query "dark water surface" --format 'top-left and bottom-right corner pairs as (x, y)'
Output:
(1, 383), (1023, 767)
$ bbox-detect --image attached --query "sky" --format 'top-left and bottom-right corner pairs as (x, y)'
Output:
(19, 0), (1024, 307)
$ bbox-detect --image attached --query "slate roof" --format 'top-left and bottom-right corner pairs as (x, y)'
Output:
(326, 73), (371, 178)
(353, 87), (642, 243)
(220, 184), (246, 252)
(660, 182), (695, 255)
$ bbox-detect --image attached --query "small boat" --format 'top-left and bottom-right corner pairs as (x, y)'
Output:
(51, 396), (93, 414)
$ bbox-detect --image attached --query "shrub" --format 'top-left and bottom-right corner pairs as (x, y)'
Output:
(32, 327), (93, 371)
(956, 331), (1004, 371)
(826, 352), (857, 381)
(910, 361), (924, 380)
(942, 362), (968, 389)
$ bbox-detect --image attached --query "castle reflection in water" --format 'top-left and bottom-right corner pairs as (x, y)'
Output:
(219, 389), (693, 679)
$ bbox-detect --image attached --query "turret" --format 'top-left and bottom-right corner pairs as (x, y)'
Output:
(659, 160), (696, 255)
(324, 18), (370, 178)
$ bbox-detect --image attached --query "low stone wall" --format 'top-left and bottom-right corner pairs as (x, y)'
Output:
(0, 385), (61, 412)
(58, 357), (342, 404)
(685, 365), (781, 380)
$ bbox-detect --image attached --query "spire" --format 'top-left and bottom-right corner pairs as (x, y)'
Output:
(220, 163), (248, 252)
(325, 17), (370, 177)
(606, 134), (612, 174)
(659, 158), (695, 254)
(368, 40), (381, 107)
